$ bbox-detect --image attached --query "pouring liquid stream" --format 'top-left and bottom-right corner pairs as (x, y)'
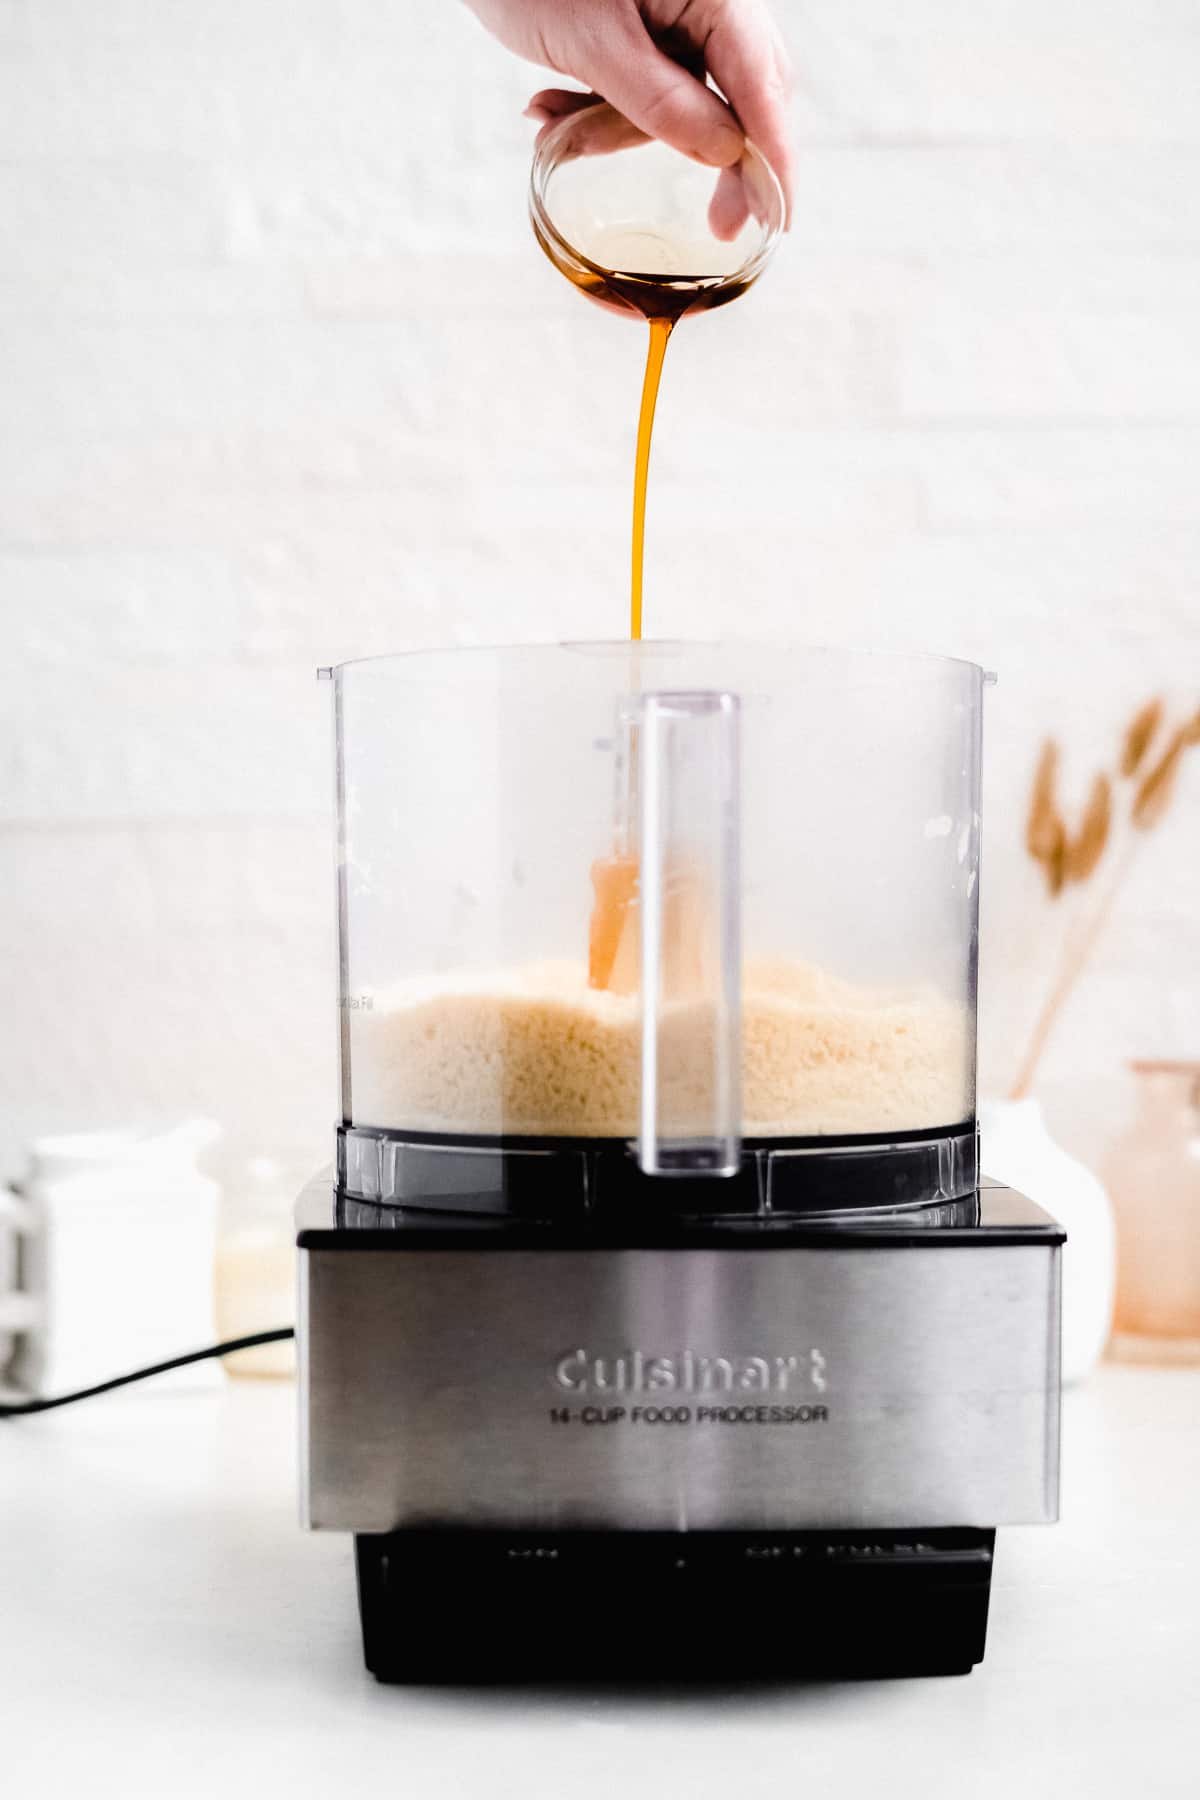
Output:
(532, 224), (761, 990)
(586, 266), (756, 991)
(630, 315), (673, 642)
(598, 299), (692, 992)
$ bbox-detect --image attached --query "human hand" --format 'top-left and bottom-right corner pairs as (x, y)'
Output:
(465, 0), (794, 222)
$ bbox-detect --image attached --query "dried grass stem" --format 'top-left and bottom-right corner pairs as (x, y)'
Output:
(1011, 693), (1197, 1098)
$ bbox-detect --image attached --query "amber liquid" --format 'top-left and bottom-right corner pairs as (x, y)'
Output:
(532, 228), (757, 985)
(533, 224), (755, 639)
(630, 317), (671, 640)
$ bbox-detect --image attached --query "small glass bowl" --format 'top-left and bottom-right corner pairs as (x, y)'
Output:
(529, 99), (785, 319)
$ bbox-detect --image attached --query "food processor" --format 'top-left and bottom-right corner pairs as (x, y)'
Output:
(297, 641), (1062, 1681)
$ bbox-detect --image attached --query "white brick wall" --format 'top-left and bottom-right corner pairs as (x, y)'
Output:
(2, 0), (1198, 1184)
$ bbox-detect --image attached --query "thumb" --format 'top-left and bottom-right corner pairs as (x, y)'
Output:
(581, 16), (744, 169)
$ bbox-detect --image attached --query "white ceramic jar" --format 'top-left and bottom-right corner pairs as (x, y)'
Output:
(7, 1122), (220, 1397)
(980, 1097), (1115, 1385)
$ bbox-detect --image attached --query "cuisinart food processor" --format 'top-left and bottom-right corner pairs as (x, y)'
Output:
(297, 642), (1062, 1682)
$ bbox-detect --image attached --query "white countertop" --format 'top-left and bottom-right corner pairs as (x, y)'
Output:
(3, 1364), (1197, 1800)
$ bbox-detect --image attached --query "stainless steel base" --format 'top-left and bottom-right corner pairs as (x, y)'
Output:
(298, 1182), (1062, 1535)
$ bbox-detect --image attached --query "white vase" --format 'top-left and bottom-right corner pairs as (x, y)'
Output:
(979, 1097), (1116, 1386)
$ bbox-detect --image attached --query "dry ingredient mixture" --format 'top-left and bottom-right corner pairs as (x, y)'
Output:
(350, 959), (971, 1139)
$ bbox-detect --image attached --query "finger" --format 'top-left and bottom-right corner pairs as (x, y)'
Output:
(581, 13), (745, 170)
(529, 95), (651, 157)
(524, 87), (601, 125)
(703, 0), (796, 222)
(707, 165), (750, 241)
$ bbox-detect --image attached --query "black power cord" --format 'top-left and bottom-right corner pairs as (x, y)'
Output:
(0, 1328), (296, 1417)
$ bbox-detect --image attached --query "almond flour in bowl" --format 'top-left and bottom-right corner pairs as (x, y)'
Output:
(348, 958), (971, 1139)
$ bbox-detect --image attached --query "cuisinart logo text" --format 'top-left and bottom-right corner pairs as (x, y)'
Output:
(555, 1347), (827, 1395)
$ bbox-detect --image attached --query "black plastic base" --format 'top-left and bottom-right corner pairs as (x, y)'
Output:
(337, 1122), (979, 1220)
(355, 1527), (996, 1684)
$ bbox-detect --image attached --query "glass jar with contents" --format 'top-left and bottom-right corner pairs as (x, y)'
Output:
(529, 99), (784, 644)
(215, 1155), (299, 1379)
(1107, 1061), (1200, 1362)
